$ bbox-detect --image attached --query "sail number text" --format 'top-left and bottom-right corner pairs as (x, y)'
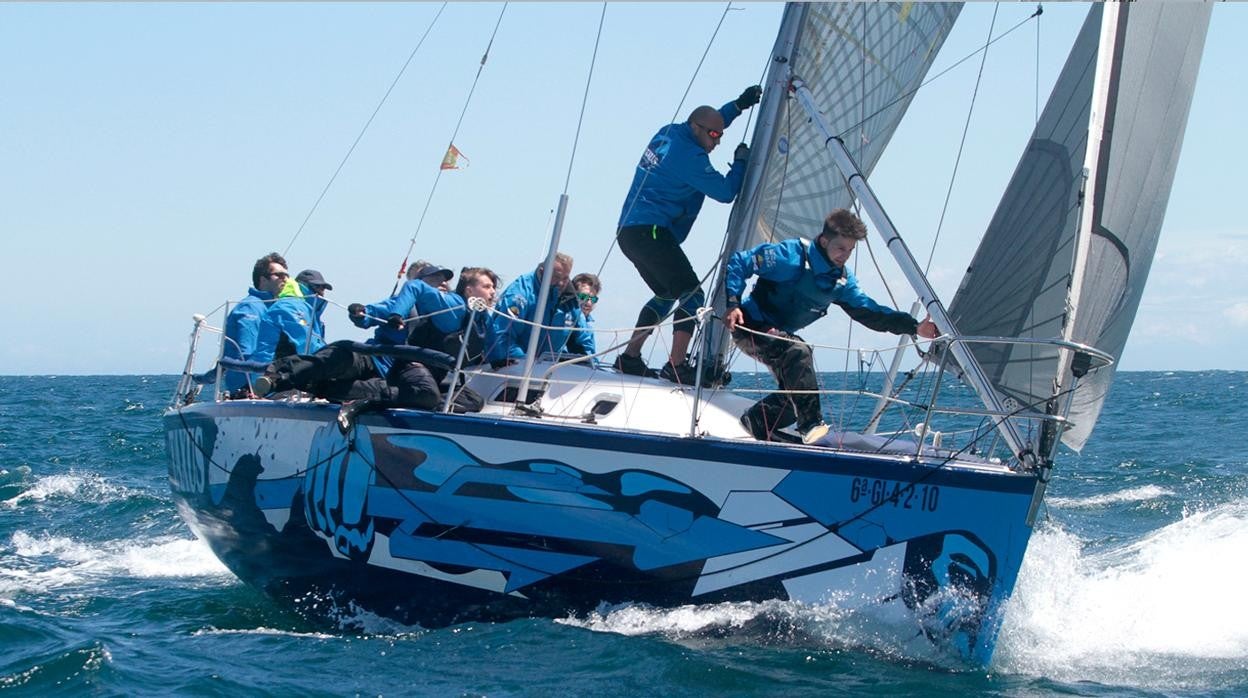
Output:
(849, 478), (940, 512)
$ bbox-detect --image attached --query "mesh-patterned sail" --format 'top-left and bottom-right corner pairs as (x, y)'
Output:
(1060, 3), (1211, 450)
(742, 2), (960, 248)
(948, 3), (1210, 453)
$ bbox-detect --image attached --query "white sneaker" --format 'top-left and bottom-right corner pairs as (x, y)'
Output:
(800, 422), (830, 445)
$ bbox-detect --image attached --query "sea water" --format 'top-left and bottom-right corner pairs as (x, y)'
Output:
(1, 373), (1245, 695)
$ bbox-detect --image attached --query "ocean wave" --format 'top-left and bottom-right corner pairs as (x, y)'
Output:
(0, 472), (132, 509)
(996, 499), (1248, 688)
(0, 642), (112, 691)
(558, 598), (948, 664)
(1048, 484), (1174, 509)
(0, 532), (233, 597)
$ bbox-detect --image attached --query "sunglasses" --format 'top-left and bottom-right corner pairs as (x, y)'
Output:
(694, 122), (723, 139)
(576, 292), (599, 303)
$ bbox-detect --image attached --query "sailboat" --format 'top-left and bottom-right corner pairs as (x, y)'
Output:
(162, 2), (1211, 667)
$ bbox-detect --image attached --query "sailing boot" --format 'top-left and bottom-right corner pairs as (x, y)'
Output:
(659, 359), (699, 386)
(613, 353), (655, 377)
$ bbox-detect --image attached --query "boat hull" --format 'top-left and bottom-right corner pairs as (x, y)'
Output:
(164, 400), (1038, 665)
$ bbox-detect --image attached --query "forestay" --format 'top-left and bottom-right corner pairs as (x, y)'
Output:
(947, 3), (1211, 454)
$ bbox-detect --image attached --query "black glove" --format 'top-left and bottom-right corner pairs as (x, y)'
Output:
(735, 85), (762, 110)
(733, 143), (750, 163)
(348, 303), (367, 325)
(385, 314), (405, 331)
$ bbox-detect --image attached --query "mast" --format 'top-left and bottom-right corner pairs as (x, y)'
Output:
(790, 77), (1033, 467)
(704, 3), (805, 366)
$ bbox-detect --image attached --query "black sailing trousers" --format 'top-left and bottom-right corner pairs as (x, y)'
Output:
(731, 325), (822, 438)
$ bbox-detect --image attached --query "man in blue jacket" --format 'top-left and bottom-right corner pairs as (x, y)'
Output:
(222, 252), (287, 394)
(613, 85), (761, 384)
(253, 277), (326, 364)
(490, 253), (589, 365)
(723, 209), (938, 443)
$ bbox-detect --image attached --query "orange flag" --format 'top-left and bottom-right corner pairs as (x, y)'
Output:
(440, 144), (469, 170)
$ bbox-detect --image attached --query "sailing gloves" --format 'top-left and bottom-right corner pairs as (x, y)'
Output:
(734, 143), (750, 163)
(347, 303), (403, 330)
(735, 85), (762, 110)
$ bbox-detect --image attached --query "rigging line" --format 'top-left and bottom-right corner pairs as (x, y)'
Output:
(666, 2), (734, 124)
(395, 3), (509, 291)
(595, 1), (735, 280)
(560, 3), (607, 195)
(858, 2), (866, 165)
(733, 37), (773, 144)
(282, 2), (448, 257)
(1035, 4), (1043, 126)
(835, 7), (1041, 143)
(698, 42), (782, 304)
(922, 3), (999, 275)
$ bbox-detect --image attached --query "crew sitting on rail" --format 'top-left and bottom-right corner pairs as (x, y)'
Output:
(563, 272), (600, 364)
(253, 276), (325, 365)
(222, 252), (288, 395)
(489, 252), (592, 366)
(253, 261), (460, 410)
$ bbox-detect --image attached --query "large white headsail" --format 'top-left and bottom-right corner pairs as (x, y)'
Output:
(947, 3), (1211, 455)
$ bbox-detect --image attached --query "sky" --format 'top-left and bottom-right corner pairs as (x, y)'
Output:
(1, 2), (1244, 376)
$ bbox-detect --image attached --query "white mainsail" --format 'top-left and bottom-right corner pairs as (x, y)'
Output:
(947, 3), (1211, 454)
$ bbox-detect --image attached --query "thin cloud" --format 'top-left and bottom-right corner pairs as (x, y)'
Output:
(1225, 302), (1248, 327)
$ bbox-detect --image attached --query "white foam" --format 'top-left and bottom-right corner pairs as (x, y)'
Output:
(1048, 484), (1174, 509)
(326, 601), (426, 636)
(560, 598), (942, 664)
(1, 472), (130, 508)
(996, 499), (1248, 687)
(0, 531), (233, 597)
(563, 600), (775, 636)
(193, 627), (337, 640)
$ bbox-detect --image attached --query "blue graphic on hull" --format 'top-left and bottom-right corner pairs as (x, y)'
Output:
(301, 426), (789, 592)
(303, 423), (376, 559)
(171, 404), (1030, 663)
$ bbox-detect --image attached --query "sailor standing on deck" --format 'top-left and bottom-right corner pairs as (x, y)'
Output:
(612, 85), (761, 384)
(723, 209), (938, 444)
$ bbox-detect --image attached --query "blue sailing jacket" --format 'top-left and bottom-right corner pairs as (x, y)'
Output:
(725, 238), (917, 335)
(253, 289), (325, 364)
(354, 278), (466, 374)
(564, 314), (597, 365)
(303, 284), (328, 347)
(617, 102), (747, 243)
(490, 270), (588, 363)
(222, 287), (272, 391)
